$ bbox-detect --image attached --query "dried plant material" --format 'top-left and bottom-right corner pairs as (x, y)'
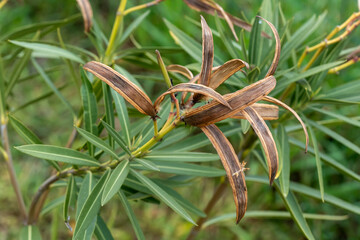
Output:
(231, 103), (278, 120)
(76, 0), (93, 33)
(154, 83), (231, 111)
(167, 64), (194, 80)
(212, 2), (238, 41)
(184, 76), (276, 127)
(201, 124), (247, 223)
(241, 107), (279, 184)
(263, 96), (309, 152)
(209, 59), (248, 90)
(199, 16), (214, 87)
(258, 16), (281, 77)
(83, 61), (157, 117)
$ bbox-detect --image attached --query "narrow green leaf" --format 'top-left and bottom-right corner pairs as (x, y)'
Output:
(81, 69), (98, 156)
(102, 160), (130, 205)
(132, 160), (225, 177)
(73, 169), (111, 239)
(309, 120), (360, 155)
(305, 117), (324, 202)
(144, 151), (219, 162)
(134, 158), (160, 171)
(63, 175), (76, 223)
(310, 107), (360, 128)
(8, 115), (41, 144)
(75, 127), (119, 159)
(249, 16), (262, 66)
(118, 190), (145, 240)
(119, 11), (150, 44)
(16, 144), (100, 166)
(241, 119), (250, 134)
(130, 169), (195, 224)
(41, 196), (65, 216)
(277, 125), (290, 197)
(20, 225), (42, 240)
(101, 120), (131, 156)
(32, 58), (76, 117)
(203, 211), (347, 228)
(289, 138), (360, 182)
(94, 216), (114, 240)
(9, 40), (84, 63)
(111, 89), (131, 146)
(214, 13), (238, 59)
(102, 83), (115, 148)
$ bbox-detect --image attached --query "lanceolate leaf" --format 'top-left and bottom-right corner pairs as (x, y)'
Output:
(63, 175), (76, 223)
(264, 96), (309, 152)
(167, 64), (194, 80)
(8, 115), (42, 144)
(16, 145), (100, 166)
(101, 160), (130, 205)
(111, 89), (131, 146)
(76, 0), (93, 33)
(20, 225), (42, 240)
(184, 76), (276, 127)
(101, 120), (131, 156)
(130, 169), (196, 224)
(277, 125), (290, 197)
(199, 16), (214, 87)
(154, 83), (231, 111)
(209, 59), (248, 90)
(83, 61), (157, 117)
(241, 107), (278, 185)
(231, 103), (278, 120)
(73, 169), (111, 239)
(201, 124), (247, 223)
(94, 216), (114, 240)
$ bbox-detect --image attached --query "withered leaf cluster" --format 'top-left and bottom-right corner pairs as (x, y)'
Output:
(84, 16), (308, 223)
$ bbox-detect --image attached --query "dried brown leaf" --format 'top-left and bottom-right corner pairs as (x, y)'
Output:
(212, 2), (238, 41)
(209, 59), (248, 90)
(241, 106), (279, 184)
(231, 103), (278, 120)
(76, 0), (93, 33)
(258, 16), (281, 77)
(263, 96), (309, 152)
(201, 124), (247, 223)
(83, 61), (157, 117)
(199, 16), (214, 87)
(183, 76), (276, 127)
(167, 64), (194, 80)
(154, 83), (231, 111)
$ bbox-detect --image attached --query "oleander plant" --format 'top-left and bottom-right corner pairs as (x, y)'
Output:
(0, 0), (359, 239)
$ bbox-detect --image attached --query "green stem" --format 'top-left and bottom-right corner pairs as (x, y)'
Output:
(104, 0), (127, 61)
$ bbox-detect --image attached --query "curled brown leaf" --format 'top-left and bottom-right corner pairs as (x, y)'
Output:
(76, 0), (93, 33)
(201, 124), (247, 223)
(183, 76), (276, 127)
(154, 83), (231, 111)
(241, 106), (279, 185)
(231, 103), (278, 120)
(167, 64), (194, 80)
(199, 16), (214, 87)
(83, 61), (157, 117)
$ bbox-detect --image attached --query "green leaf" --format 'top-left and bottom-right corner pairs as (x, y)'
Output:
(203, 211), (347, 228)
(310, 107), (360, 128)
(132, 160), (225, 177)
(241, 119), (251, 134)
(32, 58), (76, 117)
(63, 175), (76, 223)
(20, 225), (42, 240)
(75, 127), (119, 159)
(305, 117), (324, 202)
(102, 160), (130, 205)
(111, 89), (131, 146)
(118, 190), (145, 240)
(273, 61), (344, 94)
(119, 11), (150, 44)
(134, 158), (160, 171)
(94, 216), (114, 240)
(16, 144), (100, 166)
(102, 83), (115, 148)
(41, 196), (65, 216)
(8, 115), (41, 144)
(277, 125), (290, 197)
(101, 120), (131, 156)
(214, 13), (238, 59)
(289, 138), (360, 182)
(76, 172), (95, 219)
(143, 151), (219, 162)
(81, 70), (98, 156)
(308, 120), (360, 155)
(73, 169), (111, 239)
(249, 16), (262, 66)
(130, 169), (195, 224)
(9, 40), (84, 63)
